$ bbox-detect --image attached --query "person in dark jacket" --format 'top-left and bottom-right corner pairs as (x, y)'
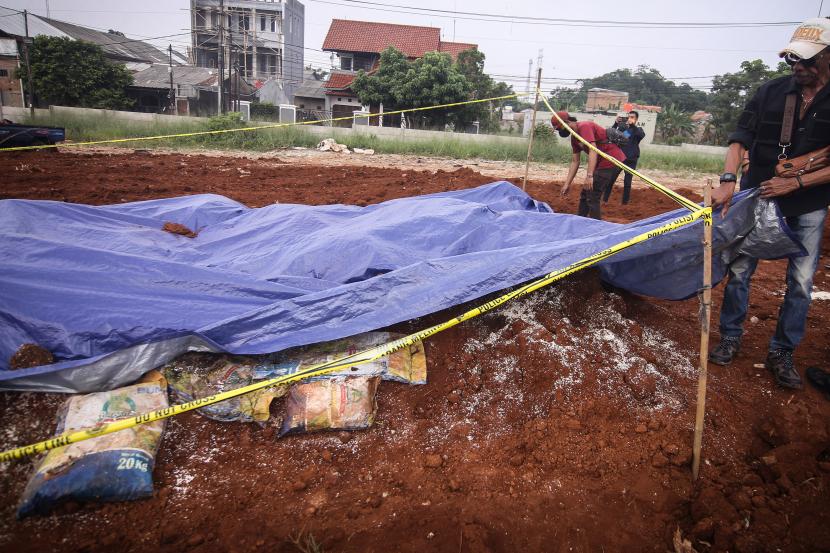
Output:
(604, 111), (645, 204)
(709, 17), (830, 390)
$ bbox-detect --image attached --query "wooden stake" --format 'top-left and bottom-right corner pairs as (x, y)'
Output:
(692, 179), (713, 480)
(522, 67), (543, 191)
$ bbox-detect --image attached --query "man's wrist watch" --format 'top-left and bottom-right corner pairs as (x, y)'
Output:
(719, 172), (738, 184)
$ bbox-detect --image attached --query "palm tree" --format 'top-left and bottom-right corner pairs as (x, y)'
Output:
(656, 104), (695, 144)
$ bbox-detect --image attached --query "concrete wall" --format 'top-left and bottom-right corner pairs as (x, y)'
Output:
(283, 0), (305, 99)
(1, 105), (204, 125)
(1, 106), (51, 120)
(642, 142), (727, 157)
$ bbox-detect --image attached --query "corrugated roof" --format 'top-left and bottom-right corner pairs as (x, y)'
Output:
(294, 69), (326, 99)
(0, 9), (177, 65)
(323, 19), (441, 58)
(0, 38), (18, 57)
(131, 65), (218, 89)
(0, 7), (69, 40)
(42, 18), (172, 64)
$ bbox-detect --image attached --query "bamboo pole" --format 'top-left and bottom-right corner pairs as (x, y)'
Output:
(522, 68), (542, 191)
(692, 179), (713, 480)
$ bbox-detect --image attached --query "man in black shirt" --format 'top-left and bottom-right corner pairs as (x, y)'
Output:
(605, 110), (646, 204)
(709, 17), (830, 390)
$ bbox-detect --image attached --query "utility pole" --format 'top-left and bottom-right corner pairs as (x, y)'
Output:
(525, 58), (533, 100)
(218, 0), (225, 114)
(168, 44), (176, 115)
(22, 10), (35, 119)
(522, 67), (543, 191)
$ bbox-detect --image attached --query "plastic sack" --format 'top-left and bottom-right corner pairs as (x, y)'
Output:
(162, 353), (287, 423)
(279, 376), (380, 437)
(17, 371), (168, 518)
(257, 332), (427, 385)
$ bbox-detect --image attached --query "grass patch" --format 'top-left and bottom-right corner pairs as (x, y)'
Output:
(18, 112), (722, 174)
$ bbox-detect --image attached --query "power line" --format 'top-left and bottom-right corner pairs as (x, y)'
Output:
(455, 33), (780, 55)
(310, 0), (800, 29)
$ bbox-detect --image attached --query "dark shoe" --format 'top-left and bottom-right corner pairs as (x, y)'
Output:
(765, 349), (803, 390)
(806, 367), (830, 400)
(709, 336), (741, 365)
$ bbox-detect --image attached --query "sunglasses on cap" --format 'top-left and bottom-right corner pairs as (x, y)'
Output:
(784, 52), (819, 67)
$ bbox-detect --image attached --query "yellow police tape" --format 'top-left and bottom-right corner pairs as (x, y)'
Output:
(540, 93), (703, 214)
(0, 205), (711, 463)
(0, 93), (523, 153)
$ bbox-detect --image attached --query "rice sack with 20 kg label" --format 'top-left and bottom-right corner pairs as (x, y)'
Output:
(17, 371), (168, 518)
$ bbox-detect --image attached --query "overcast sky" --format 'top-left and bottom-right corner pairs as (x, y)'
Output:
(3, 0), (827, 93)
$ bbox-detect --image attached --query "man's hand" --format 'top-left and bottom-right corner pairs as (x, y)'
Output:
(560, 183), (570, 196)
(760, 176), (799, 199)
(582, 175), (593, 191)
(712, 181), (737, 217)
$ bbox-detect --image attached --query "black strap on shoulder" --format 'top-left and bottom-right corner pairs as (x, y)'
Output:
(779, 93), (797, 160)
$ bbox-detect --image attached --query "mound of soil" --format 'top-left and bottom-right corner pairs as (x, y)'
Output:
(0, 150), (828, 553)
(8, 344), (54, 370)
(162, 222), (198, 238)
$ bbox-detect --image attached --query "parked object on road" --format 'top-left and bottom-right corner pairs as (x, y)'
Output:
(0, 120), (65, 149)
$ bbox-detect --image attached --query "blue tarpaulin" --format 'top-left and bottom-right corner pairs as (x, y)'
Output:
(0, 181), (802, 392)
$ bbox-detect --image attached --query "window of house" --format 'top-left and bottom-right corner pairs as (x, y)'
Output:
(270, 16), (276, 33)
(260, 15), (266, 31)
(340, 55), (353, 71)
(0, 69), (8, 77)
(316, 105), (322, 110)
(299, 104), (305, 108)
(337, 98), (342, 102)
(242, 15), (250, 31)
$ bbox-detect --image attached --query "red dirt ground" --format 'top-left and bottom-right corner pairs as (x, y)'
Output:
(0, 150), (829, 553)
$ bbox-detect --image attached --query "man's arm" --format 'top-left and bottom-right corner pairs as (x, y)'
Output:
(760, 165), (830, 198)
(714, 92), (759, 216)
(632, 126), (645, 143)
(712, 142), (746, 215)
(561, 152), (581, 195)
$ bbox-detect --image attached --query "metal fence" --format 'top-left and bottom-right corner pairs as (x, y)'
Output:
(297, 109), (332, 125)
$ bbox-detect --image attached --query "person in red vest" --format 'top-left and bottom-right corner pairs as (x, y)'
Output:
(552, 111), (626, 220)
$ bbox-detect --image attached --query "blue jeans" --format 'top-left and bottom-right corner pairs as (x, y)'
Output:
(719, 205), (828, 351)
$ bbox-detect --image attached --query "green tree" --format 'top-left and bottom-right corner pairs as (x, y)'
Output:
(707, 59), (790, 144)
(556, 65), (709, 113)
(397, 51), (471, 127)
(548, 86), (586, 111)
(352, 47), (471, 128)
(19, 36), (134, 110)
(454, 49), (514, 132)
(655, 104), (695, 144)
(351, 47), (409, 109)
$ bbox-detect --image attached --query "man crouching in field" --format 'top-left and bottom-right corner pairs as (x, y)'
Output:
(554, 111), (626, 220)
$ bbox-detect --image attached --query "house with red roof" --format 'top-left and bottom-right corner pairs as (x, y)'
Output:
(319, 19), (476, 126)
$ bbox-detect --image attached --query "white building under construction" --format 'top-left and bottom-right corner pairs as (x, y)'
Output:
(190, 0), (304, 98)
